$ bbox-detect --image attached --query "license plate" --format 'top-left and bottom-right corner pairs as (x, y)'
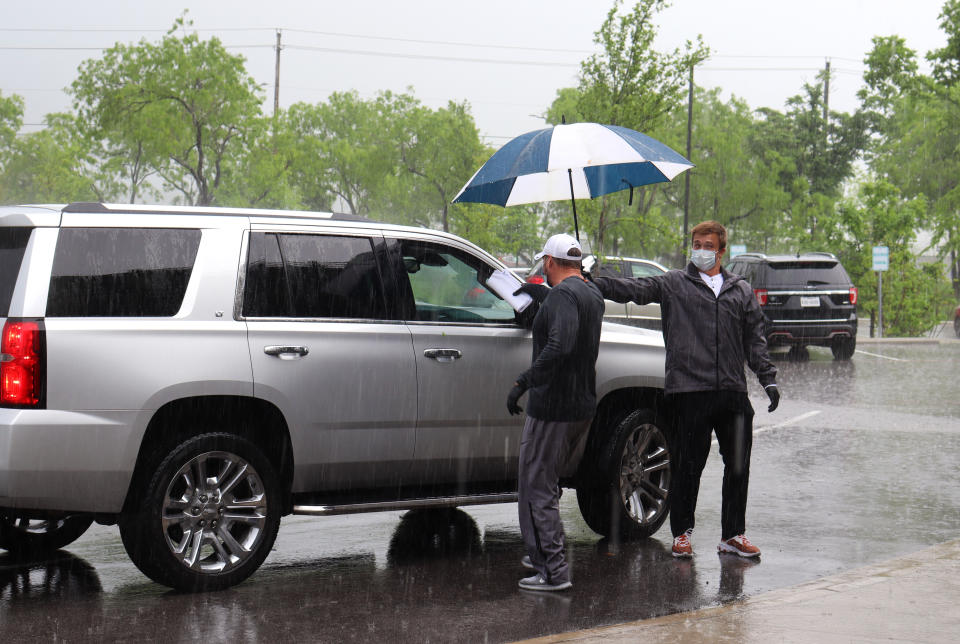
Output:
(800, 296), (820, 307)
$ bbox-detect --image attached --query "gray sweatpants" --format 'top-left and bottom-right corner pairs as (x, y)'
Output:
(518, 416), (591, 584)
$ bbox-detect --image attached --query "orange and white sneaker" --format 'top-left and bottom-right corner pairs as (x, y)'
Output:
(672, 529), (693, 558)
(718, 534), (760, 558)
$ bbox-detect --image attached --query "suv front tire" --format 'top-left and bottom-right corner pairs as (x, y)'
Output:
(576, 409), (671, 539)
(119, 432), (281, 592)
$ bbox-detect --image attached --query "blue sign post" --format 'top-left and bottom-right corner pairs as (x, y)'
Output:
(873, 246), (889, 338)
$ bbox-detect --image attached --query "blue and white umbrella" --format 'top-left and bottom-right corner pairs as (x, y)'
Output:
(453, 122), (694, 240)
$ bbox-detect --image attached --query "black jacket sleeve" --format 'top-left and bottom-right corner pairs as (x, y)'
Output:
(592, 274), (666, 305)
(517, 289), (580, 389)
(740, 282), (777, 387)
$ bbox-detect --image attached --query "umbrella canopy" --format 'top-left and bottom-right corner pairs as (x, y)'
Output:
(452, 122), (694, 240)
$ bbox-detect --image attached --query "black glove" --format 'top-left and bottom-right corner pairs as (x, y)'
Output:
(506, 382), (526, 416)
(513, 282), (549, 304)
(765, 384), (780, 412)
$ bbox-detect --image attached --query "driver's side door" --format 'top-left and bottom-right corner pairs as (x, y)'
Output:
(389, 235), (531, 486)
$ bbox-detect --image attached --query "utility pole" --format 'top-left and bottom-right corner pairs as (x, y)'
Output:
(273, 30), (282, 117)
(823, 58), (830, 125)
(682, 62), (694, 264)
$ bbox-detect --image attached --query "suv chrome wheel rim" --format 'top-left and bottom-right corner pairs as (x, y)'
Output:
(618, 424), (670, 525)
(161, 451), (268, 574)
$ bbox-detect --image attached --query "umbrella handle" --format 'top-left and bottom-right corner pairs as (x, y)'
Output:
(567, 168), (579, 242)
(621, 179), (635, 206)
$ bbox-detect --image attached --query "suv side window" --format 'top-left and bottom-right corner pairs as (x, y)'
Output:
(0, 227), (32, 316)
(47, 228), (200, 317)
(243, 232), (387, 319)
(395, 240), (516, 324)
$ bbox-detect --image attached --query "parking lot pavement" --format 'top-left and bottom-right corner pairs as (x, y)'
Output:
(517, 537), (960, 644)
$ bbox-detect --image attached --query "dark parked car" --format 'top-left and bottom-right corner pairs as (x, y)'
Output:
(726, 252), (858, 360)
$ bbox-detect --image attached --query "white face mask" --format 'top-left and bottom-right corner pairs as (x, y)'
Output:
(691, 249), (717, 271)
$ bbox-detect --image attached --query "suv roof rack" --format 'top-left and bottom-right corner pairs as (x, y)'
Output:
(62, 201), (372, 222)
(734, 252), (767, 260)
(802, 251), (837, 259)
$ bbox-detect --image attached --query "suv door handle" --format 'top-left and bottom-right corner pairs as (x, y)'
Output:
(264, 345), (309, 359)
(423, 348), (462, 363)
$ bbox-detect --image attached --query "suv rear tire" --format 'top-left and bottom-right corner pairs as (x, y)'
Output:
(576, 409), (671, 539)
(119, 432), (281, 592)
(0, 513), (93, 555)
(831, 336), (856, 361)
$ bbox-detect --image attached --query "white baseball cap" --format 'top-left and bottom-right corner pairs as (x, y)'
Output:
(534, 233), (582, 261)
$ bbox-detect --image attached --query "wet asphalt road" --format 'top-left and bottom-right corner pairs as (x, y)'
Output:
(2, 342), (959, 643)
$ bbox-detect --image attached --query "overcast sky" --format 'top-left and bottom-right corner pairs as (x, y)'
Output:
(0, 0), (950, 146)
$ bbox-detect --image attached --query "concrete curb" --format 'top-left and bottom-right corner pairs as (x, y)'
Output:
(515, 539), (960, 644)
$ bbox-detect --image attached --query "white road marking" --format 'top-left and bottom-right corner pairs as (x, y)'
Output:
(754, 409), (822, 435)
(711, 410), (822, 445)
(855, 348), (905, 361)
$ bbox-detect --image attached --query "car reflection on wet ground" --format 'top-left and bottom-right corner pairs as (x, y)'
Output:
(2, 342), (959, 642)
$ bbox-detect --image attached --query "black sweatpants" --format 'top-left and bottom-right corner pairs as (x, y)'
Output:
(667, 391), (754, 540)
(517, 416), (591, 584)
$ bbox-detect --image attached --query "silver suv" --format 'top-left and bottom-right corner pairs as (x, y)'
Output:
(0, 203), (669, 591)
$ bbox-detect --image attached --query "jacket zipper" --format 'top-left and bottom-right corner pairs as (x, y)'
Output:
(715, 295), (720, 390)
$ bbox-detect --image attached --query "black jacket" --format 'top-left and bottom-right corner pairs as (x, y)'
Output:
(517, 275), (605, 421)
(593, 264), (776, 394)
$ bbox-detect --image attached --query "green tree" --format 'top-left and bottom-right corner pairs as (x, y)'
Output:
(0, 91), (23, 157)
(0, 113), (100, 204)
(286, 90), (415, 217)
(656, 88), (790, 255)
(71, 15), (265, 206)
(395, 100), (486, 232)
(859, 4), (960, 296)
(753, 80), (867, 247)
(216, 114), (298, 209)
(835, 181), (952, 336)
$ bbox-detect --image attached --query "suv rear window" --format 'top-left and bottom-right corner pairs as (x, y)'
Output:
(0, 227), (31, 316)
(764, 261), (850, 287)
(47, 228), (201, 317)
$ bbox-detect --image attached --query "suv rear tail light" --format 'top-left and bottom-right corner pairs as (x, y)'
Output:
(1, 319), (45, 407)
(754, 289), (768, 306)
(526, 274), (545, 285)
(849, 287), (858, 305)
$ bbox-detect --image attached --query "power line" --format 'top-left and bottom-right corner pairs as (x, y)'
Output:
(283, 44), (580, 67)
(283, 27), (595, 55)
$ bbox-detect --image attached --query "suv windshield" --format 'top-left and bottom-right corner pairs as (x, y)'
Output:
(0, 227), (32, 316)
(765, 261), (850, 287)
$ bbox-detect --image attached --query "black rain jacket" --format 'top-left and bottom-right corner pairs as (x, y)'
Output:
(517, 275), (605, 421)
(593, 264), (776, 395)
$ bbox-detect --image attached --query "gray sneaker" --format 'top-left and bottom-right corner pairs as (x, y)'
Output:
(518, 574), (572, 592)
(521, 555), (536, 571)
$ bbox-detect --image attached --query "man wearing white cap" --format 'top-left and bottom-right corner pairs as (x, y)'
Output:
(508, 233), (604, 592)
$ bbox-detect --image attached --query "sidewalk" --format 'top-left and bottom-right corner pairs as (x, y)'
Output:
(517, 538), (960, 644)
(857, 320), (958, 344)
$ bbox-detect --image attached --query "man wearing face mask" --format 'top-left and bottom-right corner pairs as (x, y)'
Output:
(590, 220), (778, 560)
